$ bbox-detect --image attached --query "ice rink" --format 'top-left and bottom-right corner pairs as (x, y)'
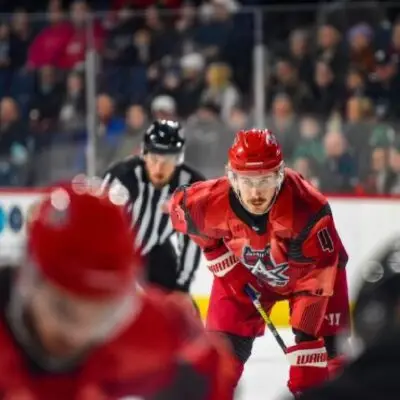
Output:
(237, 328), (294, 400)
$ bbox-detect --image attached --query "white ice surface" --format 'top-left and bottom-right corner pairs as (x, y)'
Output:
(237, 328), (294, 400)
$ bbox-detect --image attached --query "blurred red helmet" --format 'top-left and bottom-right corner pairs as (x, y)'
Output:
(228, 129), (283, 174)
(27, 183), (139, 300)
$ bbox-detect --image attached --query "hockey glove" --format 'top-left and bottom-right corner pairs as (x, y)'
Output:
(286, 338), (329, 396)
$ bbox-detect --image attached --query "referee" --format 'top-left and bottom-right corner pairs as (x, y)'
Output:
(102, 120), (205, 294)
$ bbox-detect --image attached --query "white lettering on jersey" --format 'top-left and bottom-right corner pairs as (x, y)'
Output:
(206, 251), (239, 277)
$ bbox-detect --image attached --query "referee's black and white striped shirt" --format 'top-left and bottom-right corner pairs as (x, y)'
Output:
(102, 156), (204, 292)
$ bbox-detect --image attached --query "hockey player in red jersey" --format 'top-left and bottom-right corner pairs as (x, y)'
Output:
(0, 182), (235, 400)
(169, 129), (351, 396)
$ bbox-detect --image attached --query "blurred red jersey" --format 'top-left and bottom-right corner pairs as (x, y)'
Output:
(0, 268), (235, 400)
(169, 168), (350, 337)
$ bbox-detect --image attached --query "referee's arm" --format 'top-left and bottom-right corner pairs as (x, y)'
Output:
(100, 161), (137, 207)
(175, 233), (203, 292)
(174, 168), (205, 292)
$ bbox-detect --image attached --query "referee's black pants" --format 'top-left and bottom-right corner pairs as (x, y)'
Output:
(145, 241), (200, 316)
(146, 241), (180, 292)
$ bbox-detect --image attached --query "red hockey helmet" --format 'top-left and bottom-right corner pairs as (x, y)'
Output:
(27, 183), (139, 300)
(228, 129), (283, 175)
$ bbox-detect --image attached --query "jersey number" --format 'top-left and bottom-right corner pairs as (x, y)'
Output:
(317, 228), (334, 253)
(325, 312), (341, 327)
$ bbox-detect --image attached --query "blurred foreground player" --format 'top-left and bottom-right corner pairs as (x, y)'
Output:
(0, 183), (234, 399)
(169, 129), (350, 396)
(102, 120), (204, 295)
(298, 234), (400, 400)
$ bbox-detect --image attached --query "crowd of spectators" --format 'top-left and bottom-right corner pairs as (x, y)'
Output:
(1, 0), (400, 194)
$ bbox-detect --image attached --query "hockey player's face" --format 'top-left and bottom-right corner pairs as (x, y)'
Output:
(236, 173), (279, 215)
(145, 153), (179, 187)
(29, 281), (130, 358)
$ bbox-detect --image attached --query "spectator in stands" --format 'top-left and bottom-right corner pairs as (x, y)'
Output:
(195, 0), (234, 61)
(0, 98), (30, 186)
(361, 146), (390, 194)
(28, 0), (104, 70)
(201, 62), (240, 123)
(344, 67), (367, 101)
(150, 95), (177, 120)
(316, 23), (347, 79)
(95, 93), (126, 173)
(347, 23), (376, 74)
(29, 65), (63, 146)
(175, 2), (199, 56)
(266, 93), (298, 160)
(27, 0), (69, 69)
(292, 156), (319, 188)
(60, 0), (105, 70)
(368, 49), (400, 120)
(96, 94), (125, 139)
(227, 105), (252, 131)
(387, 18), (400, 61)
(311, 60), (341, 118)
(185, 100), (232, 178)
(287, 28), (313, 85)
(10, 8), (35, 70)
(319, 130), (357, 193)
(292, 114), (324, 165)
(112, 104), (149, 162)
(0, 23), (11, 98)
(267, 57), (313, 113)
(386, 142), (400, 194)
(178, 52), (205, 118)
(151, 68), (182, 105)
(344, 96), (375, 176)
(143, 5), (180, 66)
(102, 5), (142, 67)
(112, 0), (184, 10)
(59, 71), (86, 136)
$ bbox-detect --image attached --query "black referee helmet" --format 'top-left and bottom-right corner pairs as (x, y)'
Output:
(142, 120), (185, 156)
(353, 234), (400, 349)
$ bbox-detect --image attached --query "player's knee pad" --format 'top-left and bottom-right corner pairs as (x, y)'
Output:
(218, 332), (255, 364)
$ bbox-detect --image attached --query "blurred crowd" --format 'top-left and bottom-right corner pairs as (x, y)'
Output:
(1, 0), (400, 194)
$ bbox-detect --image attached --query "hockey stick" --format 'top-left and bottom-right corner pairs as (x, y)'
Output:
(244, 284), (288, 354)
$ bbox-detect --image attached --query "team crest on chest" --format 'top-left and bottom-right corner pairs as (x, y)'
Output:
(242, 245), (290, 287)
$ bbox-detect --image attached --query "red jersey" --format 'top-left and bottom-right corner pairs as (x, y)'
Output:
(170, 168), (348, 335)
(0, 269), (235, 400)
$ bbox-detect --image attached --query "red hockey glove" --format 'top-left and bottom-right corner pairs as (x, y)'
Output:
(328, 354), (347, 378)
(204, 245), (263, 304)
(286, 338), (329, 396)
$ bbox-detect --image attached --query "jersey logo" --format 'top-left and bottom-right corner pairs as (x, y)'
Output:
(317, 227), (334, 253)
(242, 246), (289, 287)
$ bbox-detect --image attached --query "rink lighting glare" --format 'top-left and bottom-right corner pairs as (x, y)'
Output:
(387, 251), (400, 273)
(70, 174), (130, 206)
(361, 261), (384, 283)
(50, 188), (71, 211)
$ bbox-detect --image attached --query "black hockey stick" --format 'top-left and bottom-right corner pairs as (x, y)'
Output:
(244, 283), (288, 354)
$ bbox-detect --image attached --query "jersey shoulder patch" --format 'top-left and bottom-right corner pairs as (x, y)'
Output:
(177, 178), (230, 237)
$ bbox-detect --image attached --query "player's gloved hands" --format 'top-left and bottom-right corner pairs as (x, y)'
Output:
(286, 338), (329, 396)
(204, 245), (264, 304)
